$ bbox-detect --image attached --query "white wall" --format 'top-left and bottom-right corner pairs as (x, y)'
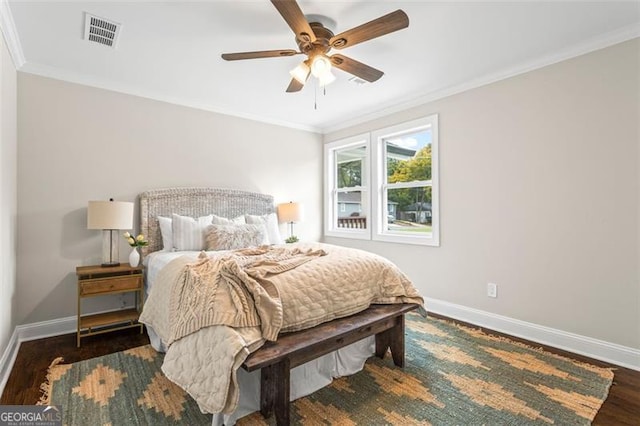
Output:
(0, 32), (17, 355)
(16, 74), (322, 325)
(325, 39), (640, 350)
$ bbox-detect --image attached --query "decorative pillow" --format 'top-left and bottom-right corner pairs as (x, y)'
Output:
(245, 213), (282, 245)
(211, 214), (246, 225)
(157, 216), (173, 251)
(171, 214), (214, 251)
(205, 224), (266, 251)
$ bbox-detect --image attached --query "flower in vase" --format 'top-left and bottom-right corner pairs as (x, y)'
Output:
(123, 231), (148, 247)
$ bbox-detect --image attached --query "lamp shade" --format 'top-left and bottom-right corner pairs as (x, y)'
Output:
(318, 70), (336, 87)
(87, 200), (134, 230)
(289, 61), (310, 85)
(277, 202), (302, 223)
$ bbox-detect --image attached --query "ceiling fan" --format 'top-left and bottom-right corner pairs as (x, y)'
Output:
(221, 0), (409, 93)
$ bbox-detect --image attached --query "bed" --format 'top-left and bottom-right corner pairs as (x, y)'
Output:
(137, 187), (424, 425)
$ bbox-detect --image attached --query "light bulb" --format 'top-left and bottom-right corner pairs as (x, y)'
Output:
(289, 61), (310, 84)
(310, 56), (331, 78)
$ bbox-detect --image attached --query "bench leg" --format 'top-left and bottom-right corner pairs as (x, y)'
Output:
(375, 314), (406, 367)
(260, 365), (275, 418)
(375, 327), (390, 359)
(260, 359), (291, 426)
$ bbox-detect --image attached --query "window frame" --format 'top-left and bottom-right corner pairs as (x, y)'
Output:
(371, 115), (440, 246)
(324, 134), (371, 240)
(324, 115), (439, 246)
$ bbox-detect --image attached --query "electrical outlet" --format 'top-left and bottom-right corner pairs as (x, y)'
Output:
(487, 283), (498, 298)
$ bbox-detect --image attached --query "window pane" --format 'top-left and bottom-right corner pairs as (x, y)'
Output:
(386, 129), (431, 183)
(336, 191), (367, 229)
(336, 145), (366, 188)
(386, 187), (432, 233)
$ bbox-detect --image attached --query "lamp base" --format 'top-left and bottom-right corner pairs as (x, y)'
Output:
(102, 229), (120, 267)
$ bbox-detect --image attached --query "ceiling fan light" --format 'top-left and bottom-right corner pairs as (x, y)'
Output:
(318, 70), (336, 87)
(289, 62), (310, 84)
(310, 55), (331, 78)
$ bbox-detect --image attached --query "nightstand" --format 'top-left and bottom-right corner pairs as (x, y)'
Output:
(76, 263), (144, 347)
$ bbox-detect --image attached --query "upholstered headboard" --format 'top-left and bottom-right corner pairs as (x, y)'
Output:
(139, 187), (275, 257)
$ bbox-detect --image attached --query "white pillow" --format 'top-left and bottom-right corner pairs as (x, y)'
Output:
(245, 213), (282, 245)
(157, 216), (173, 251)
(171, 214), (214, 251)
(211, 214), (246, 225)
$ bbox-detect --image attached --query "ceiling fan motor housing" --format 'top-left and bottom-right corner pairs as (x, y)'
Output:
(297, 22), (334, 57)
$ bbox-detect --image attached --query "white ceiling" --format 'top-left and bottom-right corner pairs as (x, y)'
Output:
(4, 1), (639, 133)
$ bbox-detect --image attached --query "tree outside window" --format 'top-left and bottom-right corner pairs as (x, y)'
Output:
(325, 115), (439, 246)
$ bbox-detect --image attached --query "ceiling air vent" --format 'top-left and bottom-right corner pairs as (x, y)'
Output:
(348, 76), (367, 86)
(83, 13), (121, 48)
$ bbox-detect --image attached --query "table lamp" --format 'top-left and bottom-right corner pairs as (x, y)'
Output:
(277, 201), (302, 243)
(87, 198), (134, 267)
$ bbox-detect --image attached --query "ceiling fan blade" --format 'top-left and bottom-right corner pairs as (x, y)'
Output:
(286, 78), (304, 93)
(330, 10), (409, 50)
(330, 54), (384, 82)
(221, 49), (299, 61)
(271, 0), (316, 43)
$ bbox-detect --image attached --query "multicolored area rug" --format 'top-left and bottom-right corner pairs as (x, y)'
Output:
(39, 314), (613, 425)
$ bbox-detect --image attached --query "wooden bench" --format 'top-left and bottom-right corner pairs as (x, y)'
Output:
(242, 303), (419, 425)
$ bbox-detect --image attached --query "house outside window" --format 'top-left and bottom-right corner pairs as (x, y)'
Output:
(325, 115), (439, 246)
(325, 134), (371, 239)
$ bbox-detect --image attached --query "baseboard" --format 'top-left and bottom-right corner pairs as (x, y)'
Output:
(426, 297), (640, 371)
(0, 315), (76, 397)
(2, 300), (639, 397)
(0, 310), (124, 397)
(16, 315), (77, 342)
(0, 328), (20, 398)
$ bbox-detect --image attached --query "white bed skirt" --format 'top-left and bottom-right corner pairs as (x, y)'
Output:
(147, 325), (375, 425)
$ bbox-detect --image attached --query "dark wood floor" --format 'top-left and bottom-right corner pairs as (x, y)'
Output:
(1, 328), (150, 406)
(2, 317), (638, 425)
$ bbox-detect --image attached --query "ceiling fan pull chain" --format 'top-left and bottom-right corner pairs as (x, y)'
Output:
(314, 82), (317, 110)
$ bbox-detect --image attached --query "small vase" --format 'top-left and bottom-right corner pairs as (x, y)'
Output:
(129, 247), (140, 268)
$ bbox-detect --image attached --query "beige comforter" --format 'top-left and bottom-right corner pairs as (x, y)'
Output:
(139, 242), (424, 414)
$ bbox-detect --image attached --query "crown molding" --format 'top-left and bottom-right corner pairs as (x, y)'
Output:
(2, 0), (637, 136)
(19, 61), (322, 134)
(0, 0), (25, 68)
(321, 24), (640, 134)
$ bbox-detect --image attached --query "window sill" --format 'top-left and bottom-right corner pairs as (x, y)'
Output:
(324, 229), (370, 240)
(372, 232), (440, 246)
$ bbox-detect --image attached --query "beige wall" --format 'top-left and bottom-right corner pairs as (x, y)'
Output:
(16, 74), (322, 324)
(325, 39), (640, 349)
(0, 32), (18, 355)
(11, 38), (640, 353)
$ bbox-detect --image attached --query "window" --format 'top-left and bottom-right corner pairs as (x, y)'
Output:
(372, 116), (439, 245)
(325, 134), (370, 239)
(325, 115), (439, 246)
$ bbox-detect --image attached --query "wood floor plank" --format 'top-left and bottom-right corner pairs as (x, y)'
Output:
(1, 315), (637, 425)
(1, 328), (149, 405)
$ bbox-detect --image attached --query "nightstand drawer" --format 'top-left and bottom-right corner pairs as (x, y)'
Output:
(79, 275), (142, 296)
